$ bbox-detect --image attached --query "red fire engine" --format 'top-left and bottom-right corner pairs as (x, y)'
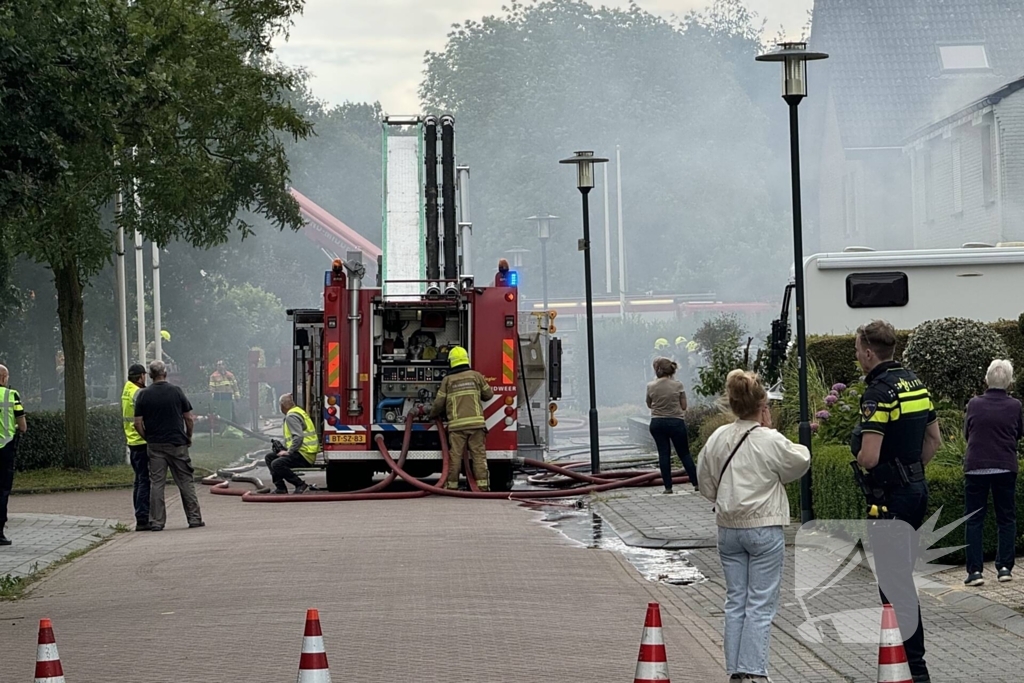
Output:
(286, 115), (553, 492)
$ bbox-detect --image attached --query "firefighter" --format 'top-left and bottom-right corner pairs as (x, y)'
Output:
(209, 360), (240, 425)
(0, 364), (27, 546)
(429, 346), (494, 491)
(266, 393), (318, 494)
(122, 363), (151, 530)
(146, 330), (176, 368)
(852, 319), (941, 683)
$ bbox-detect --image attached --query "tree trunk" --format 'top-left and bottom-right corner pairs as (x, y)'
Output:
(33, 289), (60, 410)
(53, 259), (90, 470)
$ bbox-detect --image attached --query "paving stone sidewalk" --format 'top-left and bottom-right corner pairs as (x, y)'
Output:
(0, 514), (119, 579)
(598, 488), (1024, 683)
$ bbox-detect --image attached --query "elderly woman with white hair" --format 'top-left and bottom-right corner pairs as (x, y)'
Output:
(963, 359), (1024, 587)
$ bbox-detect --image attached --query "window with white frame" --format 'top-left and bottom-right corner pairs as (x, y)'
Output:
(939, 45), (990, 71)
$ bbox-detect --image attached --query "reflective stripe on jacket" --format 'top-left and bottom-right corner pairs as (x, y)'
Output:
(283, 406), (319, 464)
(430, 368), (494, 432)
(121, 382), (146, 446)
(209, 371), (239, 397)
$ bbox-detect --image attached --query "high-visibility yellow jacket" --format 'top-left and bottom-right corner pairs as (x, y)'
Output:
(429, 367), (494, 431)
(209, 370), (240, 399)
(121, 381), (146, 446)
(283, 406), (319, 464)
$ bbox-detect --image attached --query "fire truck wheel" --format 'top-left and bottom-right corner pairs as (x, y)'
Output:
(325, 462), (374, 492)
(489, 462), (514, 492)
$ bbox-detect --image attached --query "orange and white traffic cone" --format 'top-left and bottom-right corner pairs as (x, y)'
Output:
(634, 602), (670, 682)
(876, 603), (913, 683)
(34, 618), (66, 683)
(297, 608), (332, 683)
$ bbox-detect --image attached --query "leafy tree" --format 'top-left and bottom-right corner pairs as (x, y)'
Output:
(693, 314), (747, 360)
(0, 0), (311, 469)
(420, 0), (788, 302)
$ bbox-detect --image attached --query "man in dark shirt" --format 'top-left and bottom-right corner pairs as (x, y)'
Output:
(134, 360), (204, 531)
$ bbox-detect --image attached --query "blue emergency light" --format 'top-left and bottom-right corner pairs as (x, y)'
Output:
(507, 270), (519, 287)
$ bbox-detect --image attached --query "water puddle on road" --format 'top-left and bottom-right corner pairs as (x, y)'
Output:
(535, 505), (705, 587)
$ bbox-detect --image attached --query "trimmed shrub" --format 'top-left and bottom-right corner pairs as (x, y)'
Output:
(805, 331), (912, 387)
(14, 407), (124, 471)
(903, 318), (1008, 407)
(791, 440), (1024, 562)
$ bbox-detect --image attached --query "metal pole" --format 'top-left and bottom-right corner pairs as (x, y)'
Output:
(540, 239), (549, 310)
(580, 189), (601, 474)
(615, 145), (626, 319)
(603, 164), (612, 294)
(786, 97), (814, 524)
(115, 191), (129, 385)
(151, 242), (162, 363)
(133, 176), (147, 365)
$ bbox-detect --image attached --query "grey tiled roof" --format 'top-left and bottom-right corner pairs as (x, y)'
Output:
(809, 0), (1024, 148)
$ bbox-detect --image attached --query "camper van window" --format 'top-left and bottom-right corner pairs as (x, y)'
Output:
(846, 272), (909, 308)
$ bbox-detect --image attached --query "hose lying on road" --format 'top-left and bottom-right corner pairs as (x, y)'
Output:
(240, 413), (451, 502)
(233, 415), (689, 502)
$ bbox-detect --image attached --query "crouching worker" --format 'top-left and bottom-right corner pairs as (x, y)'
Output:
(265, 393), (319, 494)
(429, 346), (493, 491)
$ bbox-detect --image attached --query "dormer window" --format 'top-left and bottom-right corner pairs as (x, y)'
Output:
(939, 44), (990, 71)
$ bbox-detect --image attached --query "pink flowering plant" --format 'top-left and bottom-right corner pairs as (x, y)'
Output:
(815, 381), (867, 445)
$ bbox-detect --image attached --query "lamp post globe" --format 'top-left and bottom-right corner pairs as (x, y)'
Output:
(560, 151), (608, 475)
(756, 42), (828, 524)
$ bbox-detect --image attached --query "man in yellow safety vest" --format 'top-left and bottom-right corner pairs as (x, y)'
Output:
(0, 364), (27, 546)
(122, 364), (151, 530)
(429, 346), (494, 491)
(266, 393), (318, 494)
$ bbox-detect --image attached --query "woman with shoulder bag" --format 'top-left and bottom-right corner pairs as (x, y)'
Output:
(696, 370), (810, 683)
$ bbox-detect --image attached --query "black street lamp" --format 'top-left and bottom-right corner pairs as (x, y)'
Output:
(756, 41), (828, 524)
(525, 214), (560, 310)
(560, 151), (609, 475)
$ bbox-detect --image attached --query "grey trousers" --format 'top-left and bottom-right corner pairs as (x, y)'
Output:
(148, 443), (202, 527)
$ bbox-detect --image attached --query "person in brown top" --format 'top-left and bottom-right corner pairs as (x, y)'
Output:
(646, 357), (698, 494)
(429, 346), (494, 490)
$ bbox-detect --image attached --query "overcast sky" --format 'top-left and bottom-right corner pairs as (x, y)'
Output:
(274, 0), (813, 112)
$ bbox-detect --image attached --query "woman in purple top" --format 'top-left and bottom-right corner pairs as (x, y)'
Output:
(963, 359), (1024, 587)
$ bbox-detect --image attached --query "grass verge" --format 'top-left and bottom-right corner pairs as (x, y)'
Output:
(13, 465), (135, 494)
(11, 435), (269, 494)
(0, 523), (127, 601)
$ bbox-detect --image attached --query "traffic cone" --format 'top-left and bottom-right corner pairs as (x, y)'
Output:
(34, 618), (66, 683)
(876, 604), (913, 683)
(634, 602), (670, 682)
(297, 608), (332, 683)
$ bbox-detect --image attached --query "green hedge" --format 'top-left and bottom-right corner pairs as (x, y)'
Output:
(15, 407), (125, 472)
(806, 320), (1024, 389)
(789, 443), (1024, 562)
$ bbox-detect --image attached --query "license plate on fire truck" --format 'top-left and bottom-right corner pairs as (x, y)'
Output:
(327, 433), (366, 444)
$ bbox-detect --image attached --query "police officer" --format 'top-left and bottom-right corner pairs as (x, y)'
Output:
(122, 364), (151, 530)
(0, 364), (28, 546)
(429, 346), (494, 491)
(853, 320), (941, 683)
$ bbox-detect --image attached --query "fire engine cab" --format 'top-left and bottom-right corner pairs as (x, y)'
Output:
(286, 115), (558, 492)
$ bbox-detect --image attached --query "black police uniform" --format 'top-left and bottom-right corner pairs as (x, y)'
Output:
(858, 360), (936, 683)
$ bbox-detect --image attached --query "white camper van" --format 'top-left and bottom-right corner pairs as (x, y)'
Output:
(801, 244), (1024, 335)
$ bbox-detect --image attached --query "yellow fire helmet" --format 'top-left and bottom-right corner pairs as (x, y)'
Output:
(675, 336), (687, 346)
(161, 330), (171, 342)
(654, 338), (670, 350)
(448, 345), (470, 368)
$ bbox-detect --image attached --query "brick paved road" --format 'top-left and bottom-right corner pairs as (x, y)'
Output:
(0, 487), (723, 682)
(601, 488), (1024, 683)
(0, 514), (119, 578)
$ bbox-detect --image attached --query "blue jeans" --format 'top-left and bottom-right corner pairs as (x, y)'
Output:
(648, 418), (698, 490)
(965, 472), (1017, 574)
(718, 525), (785, 677)
(129, 445), (151, 524)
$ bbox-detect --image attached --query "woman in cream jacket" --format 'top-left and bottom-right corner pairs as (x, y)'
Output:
(697, 370), (810, 683)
